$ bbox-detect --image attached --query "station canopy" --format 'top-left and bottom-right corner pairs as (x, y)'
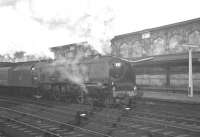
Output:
(128, 51), (200, 67)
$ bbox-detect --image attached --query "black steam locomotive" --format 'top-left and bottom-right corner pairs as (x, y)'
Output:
(0, 55), (145, 106)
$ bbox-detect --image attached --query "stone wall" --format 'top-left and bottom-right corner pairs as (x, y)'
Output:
(111, 18), (200, 58)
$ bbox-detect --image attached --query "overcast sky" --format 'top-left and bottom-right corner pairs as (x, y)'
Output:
(0, 0), (200, 57)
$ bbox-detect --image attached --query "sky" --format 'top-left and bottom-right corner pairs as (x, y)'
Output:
(0, 0), (200, 57)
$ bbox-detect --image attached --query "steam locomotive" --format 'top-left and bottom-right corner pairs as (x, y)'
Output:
(0, 55), (145, 106)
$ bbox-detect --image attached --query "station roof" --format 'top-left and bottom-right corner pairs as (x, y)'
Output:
(113, 17), (200, 40)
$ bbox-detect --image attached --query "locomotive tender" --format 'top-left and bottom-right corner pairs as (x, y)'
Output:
(0, 55), (144, 106)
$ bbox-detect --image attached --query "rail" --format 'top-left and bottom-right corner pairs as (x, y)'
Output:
(0, 106), (112, 137)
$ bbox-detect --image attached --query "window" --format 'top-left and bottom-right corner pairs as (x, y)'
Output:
(142, 32), (150, 39)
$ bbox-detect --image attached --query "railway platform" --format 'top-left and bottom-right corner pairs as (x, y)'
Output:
(142, 91), (200, 104)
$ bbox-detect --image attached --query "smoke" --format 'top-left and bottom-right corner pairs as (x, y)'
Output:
(29, 0), (115, 55)
(0, 0), (115, 55)
(0, 0), (115, 54)
(45, 50), (88, 92)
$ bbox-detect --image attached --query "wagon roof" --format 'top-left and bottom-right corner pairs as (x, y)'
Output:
(0, 62), (15, 67)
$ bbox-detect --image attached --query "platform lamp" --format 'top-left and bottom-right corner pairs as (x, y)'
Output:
(183, 44), (199, 97)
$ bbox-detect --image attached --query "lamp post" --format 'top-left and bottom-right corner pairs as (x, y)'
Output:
(183, 44), (198, 97)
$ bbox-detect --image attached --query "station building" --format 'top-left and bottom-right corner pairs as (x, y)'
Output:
(111, 18), (200, 94)
(50, 42), (98, 59)
(51, 18), (200, 95)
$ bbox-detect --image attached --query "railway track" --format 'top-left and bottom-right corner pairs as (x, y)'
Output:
(121, 112), (200, 137)
(130, 109), (200, 127)
(0, 114), (62, 137)
(0, 106), (111, 137)
(0, 96), (200, 137)
(86, 108), (200, 137)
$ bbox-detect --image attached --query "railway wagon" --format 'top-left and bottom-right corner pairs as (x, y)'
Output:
(0, 66), (11, 86)
(0, 62), (39, 96)
(0, 55), (143, 106)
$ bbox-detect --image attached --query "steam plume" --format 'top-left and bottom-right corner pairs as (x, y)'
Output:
(29, 0), (115, 55)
